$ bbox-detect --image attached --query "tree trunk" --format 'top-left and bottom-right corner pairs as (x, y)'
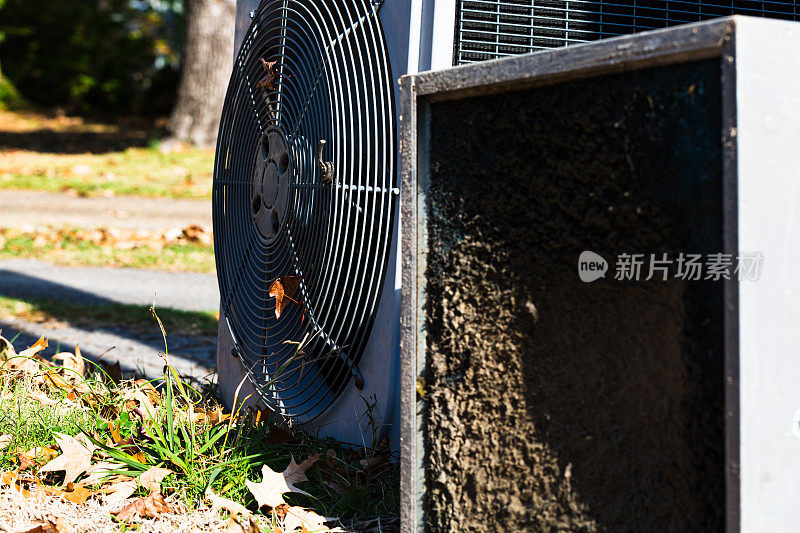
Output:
(168, 0), (235, 148)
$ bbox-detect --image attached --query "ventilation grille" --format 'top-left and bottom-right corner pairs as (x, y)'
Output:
(455, 0), (800, 64)
(214, 0), (396, 422)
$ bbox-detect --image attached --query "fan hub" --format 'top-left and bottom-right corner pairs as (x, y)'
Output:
(251, 128), (291, 241)
(262, 162), (279, 208)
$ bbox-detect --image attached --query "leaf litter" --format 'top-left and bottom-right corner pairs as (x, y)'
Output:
(0, 328), (397, 532)
(246, 454), (321, 509)
(0, 224), (213, 253)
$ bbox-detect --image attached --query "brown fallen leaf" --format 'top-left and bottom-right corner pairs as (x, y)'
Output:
(61, 481), (94, 505)
(106, 422), (122, 445)
(52, 346), (86, 381)
(18, 518), (72, 533)
(322, 449), (336, 464)
(16, 446), (58, 471)
(54, 518), (73, 533)
(269, 276), (302, 319)
(133, 379), (160, 400)
(139, 466), (172, 491)
(322, 481), (351, 496)
(264, 425), (296, 445)
(246, 454), (321, 509)
(82, 461), (123, 486)
(252, 408), (271, 427)
(256, 58), (291, 92)
(71, 380), (100, 397)
(18, 337), (48, 359)
(283, 506), (335, 533)
(0, 434), (12, 450)
(0, 470), (36, 498)
(98, 360), (122, 383)
(358, 453), (394, 476)
(18, 521), (50, 533)
(192, 403), (229, 425)
(2, 336), (48, 376)
(0, 333), (16, 357)
(42, 369), (70, 392)
(103, 479), (137, 508)
(359, 456), (383, 469)
(124, 388), (158, 422)
(205, 487), (249, 517)
(182, 224), (213, 246)
(225, 517), (247, 533)
(113, 491), (175, 521)
(26, 389), (66, 407)
(85, 464), (162, 506)
(225, 516), (263, 533)
(38, 433), (95, 486)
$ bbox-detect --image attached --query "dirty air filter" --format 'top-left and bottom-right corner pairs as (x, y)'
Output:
(213, 0), (397, 424)
(454, 0), (800, 64)
(401, 17), (800, 532)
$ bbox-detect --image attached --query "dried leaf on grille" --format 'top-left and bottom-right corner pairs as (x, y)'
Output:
(269, 276), (302, 319)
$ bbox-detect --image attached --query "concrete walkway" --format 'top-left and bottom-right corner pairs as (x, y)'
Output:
(0, 318), (217, 382)
(0, 190), (212, 231)
(0, 258), (220, 383)
(0, 259), (219, 311)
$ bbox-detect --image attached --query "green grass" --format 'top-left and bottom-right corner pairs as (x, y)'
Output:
(0, 145), (213, 199)
(0, 231), (215, 273)
(0, 326), (399, 526)
(198, 420), (400, 522)
(0, 296), (219, 336)
(0, 374), (93, 458)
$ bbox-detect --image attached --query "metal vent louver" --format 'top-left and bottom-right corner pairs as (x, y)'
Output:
(213, 0), (396, 423)
(455, 0), (800, 64)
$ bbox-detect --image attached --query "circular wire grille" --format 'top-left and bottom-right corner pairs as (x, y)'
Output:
(213, 0), (396, 422)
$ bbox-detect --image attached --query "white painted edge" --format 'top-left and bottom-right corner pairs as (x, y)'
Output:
(735, 16), (800, 532)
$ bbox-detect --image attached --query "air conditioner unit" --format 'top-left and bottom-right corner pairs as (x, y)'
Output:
(214, 0), (800, 450)
(214, 0), (446, 450)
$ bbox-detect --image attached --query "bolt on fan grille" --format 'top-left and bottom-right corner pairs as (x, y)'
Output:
(455, 0), (800, 64)
(213, 0), (396, 422)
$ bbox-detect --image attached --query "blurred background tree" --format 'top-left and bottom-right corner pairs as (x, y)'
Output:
(0, 0), (185, 116)
(167, 0), (234, 148)
(0, 0), (234, 146)
(0, 0), (25, 110)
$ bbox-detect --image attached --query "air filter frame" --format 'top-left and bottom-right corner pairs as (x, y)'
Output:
(402, 16), (800, 532)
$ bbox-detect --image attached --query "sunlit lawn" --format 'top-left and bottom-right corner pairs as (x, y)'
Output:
(0, 236), (215, 273)
(0, 110), (214, 199)
(0, 228), (215, 273)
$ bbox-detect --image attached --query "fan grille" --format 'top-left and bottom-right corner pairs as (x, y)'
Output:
(213, 0), (396, 422)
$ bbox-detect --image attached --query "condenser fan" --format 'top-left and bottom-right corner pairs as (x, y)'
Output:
(213, 0), (397, 424)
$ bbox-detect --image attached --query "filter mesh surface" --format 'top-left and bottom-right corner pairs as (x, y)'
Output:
(424, 59), (725, 530)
